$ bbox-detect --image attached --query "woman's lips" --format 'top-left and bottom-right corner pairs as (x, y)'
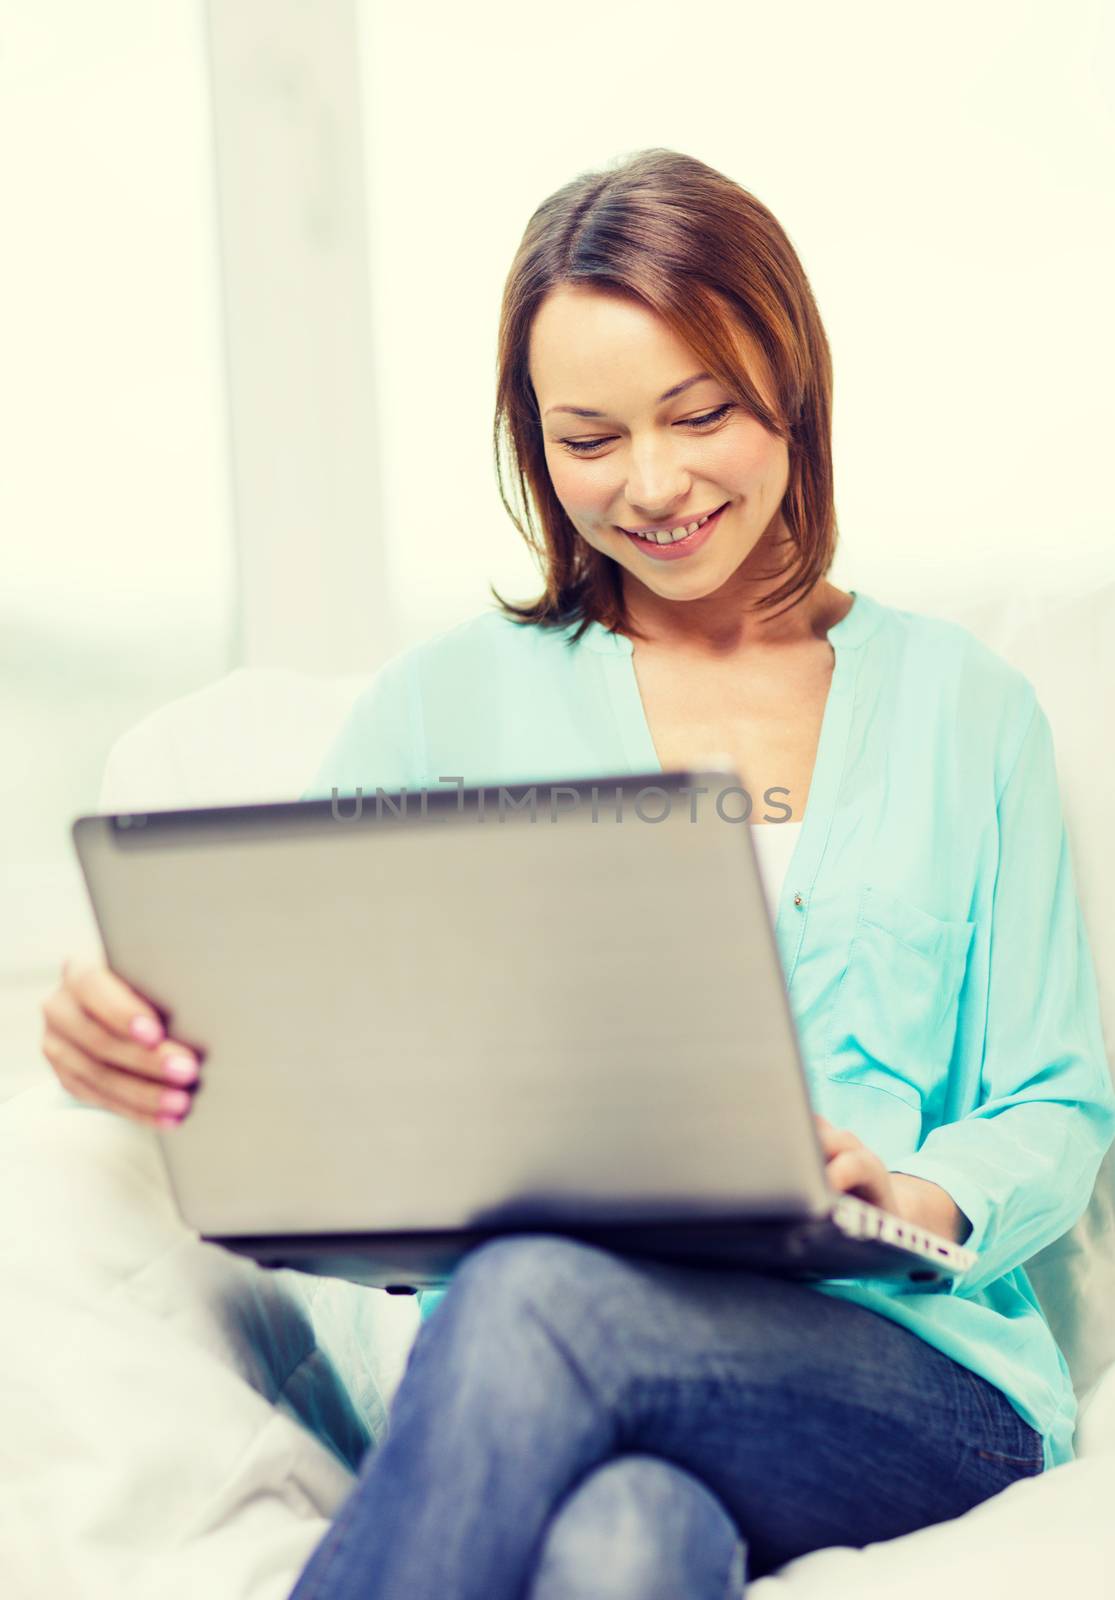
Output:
(618, 501), (729, 561)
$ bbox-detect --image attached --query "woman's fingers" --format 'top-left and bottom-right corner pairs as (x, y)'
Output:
(824, 1147), (877, 1195)
(813, 1115), (861, 1159)
(39, 957), (201, 1126)
(45, 983), (161, 1080)
(41, 1030), (193, 1127)
(823, 1147), (900, 1215)
(814, 1117), (900, 1212)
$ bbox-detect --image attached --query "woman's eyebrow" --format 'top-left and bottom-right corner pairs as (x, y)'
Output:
(544, 372), (713, 419)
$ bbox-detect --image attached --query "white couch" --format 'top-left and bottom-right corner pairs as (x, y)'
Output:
(3, 584), (1114, 1599)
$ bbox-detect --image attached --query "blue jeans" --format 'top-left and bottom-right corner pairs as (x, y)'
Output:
(289, 1236), (1045, 1599)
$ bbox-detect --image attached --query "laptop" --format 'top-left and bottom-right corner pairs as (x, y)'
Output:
(71, 764), (977, 1295)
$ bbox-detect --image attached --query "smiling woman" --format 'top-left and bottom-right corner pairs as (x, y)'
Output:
(489, 148), (837, 646)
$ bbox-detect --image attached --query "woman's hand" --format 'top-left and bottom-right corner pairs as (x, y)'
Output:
(814, 1114), (902, 1216)
(39, 957), (200, 1129)
(814, 1114), (969, 1242)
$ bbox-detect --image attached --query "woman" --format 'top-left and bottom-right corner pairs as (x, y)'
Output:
(42, 149), (1115, 1597)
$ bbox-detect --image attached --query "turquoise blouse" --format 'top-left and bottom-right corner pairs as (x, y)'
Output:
(302, 589), (1115, 1472)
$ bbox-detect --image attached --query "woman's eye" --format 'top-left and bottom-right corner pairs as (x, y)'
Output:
(559, 403), (735, 456)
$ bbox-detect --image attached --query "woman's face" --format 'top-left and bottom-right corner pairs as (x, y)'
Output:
(529, 285), (792, 609)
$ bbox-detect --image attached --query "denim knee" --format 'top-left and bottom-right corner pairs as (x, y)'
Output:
(450, 1235), (620, 1310)
(411, 1235), (647, 1420)
(442, 1235), (623, 1348)
(528, 1455), (746, 1600)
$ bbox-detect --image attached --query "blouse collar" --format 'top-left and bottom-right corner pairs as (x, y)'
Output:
(577, 588), (882, 655)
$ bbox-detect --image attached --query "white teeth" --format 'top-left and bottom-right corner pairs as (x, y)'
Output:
(632, 507), (718, 544)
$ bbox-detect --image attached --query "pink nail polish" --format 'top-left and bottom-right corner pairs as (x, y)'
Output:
(160, 1088), (190, 1116)
(156, 1113), (181, 1129)
(163, 1054), (198, 1085)
(131, 1016), (163, 1045)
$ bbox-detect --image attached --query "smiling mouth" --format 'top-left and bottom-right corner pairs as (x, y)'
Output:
(618, 502), (729, 545)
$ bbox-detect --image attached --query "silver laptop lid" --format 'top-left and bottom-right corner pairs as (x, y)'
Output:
(72, 766), (835, 1236)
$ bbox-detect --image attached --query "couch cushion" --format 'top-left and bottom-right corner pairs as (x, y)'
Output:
(0, 1077), (417, 1597)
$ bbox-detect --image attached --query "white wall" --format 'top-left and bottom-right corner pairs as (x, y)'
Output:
(354, 0), (1115, 643)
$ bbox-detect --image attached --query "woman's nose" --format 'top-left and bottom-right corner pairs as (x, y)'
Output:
(621, 438), (692, 521)
(623, 479), (692, 521)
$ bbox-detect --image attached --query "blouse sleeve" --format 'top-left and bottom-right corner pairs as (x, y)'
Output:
(299, 652), (425, 803)
(892, 693), (1115, 1298)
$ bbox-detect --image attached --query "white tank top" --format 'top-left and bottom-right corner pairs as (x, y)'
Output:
(751, 821), (803, 920)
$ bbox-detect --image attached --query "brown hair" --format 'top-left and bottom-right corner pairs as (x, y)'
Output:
(488, 147), (839, 645)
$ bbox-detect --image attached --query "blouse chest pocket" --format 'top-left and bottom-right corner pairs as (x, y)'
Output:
(823, 883), (975, 1112)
